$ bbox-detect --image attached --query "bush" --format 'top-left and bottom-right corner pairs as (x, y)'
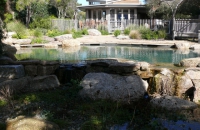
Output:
(64, 29), (71, 34)
(81, 28), (88, 35)
(29, 17), (51, 29)
(123, 28), (130, 35)
(72, 31), (82, 39)
(33, 28), (43, 38)
(47, 29), (63, 37)
(139, 28), (153, 40)
(129, 30), (141, 39)
(97, 25), (109, 35)
(7, 21), (28, 39)
(31, 37), (44, 44)
(157, 29), (167, 39)
(113, 30), (121, 37)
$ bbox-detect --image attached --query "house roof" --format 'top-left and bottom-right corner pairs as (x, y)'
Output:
(77, 4), (145, 11)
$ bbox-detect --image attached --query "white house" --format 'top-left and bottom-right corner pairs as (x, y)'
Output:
(77, 0), (148, 21)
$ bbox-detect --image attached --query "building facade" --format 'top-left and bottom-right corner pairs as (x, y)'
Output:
(77, 0), (148, 21)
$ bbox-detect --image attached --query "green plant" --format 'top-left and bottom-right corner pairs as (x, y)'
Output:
(123, 28), (130, 35)
(129, 30), (141, 39)
(157, 29), (167, 39)
(47, 29), (63, 37)
(0, 100), (7, 107)
(72, 31), (82, 39)
(97, 25), (109, 35)
(80, 116), (102, 130)
(113, 30), (121, 37)
(33, 28), (43, 38)
(4, 13), (13, 23)
(6, 21), (28, 39)
(81, 28), (88, 35)
(64, 29), (71, 34)
(31, 37), (44, 44)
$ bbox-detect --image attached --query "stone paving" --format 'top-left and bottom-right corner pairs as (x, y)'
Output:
(76, 35), (196, 47)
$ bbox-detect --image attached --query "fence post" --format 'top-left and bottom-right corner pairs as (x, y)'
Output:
(198, 30), (200, 43)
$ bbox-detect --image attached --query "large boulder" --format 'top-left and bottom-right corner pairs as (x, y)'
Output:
(79, 73), (148, 103)
(7, 116), (60, 130)
(175, 42), (191, 50)
(0, 65), (25, 81)
(26, 75), (60, 92)
(154, 68), (176, 96)
(190, 44), (200, 50)
(150, 94), (197, 110)
(62, 39), (81, 47)
(0, 77), (30, 97)
(87, 29), (101, 36)
(0, 56), (16, 65)
(12, 39), (32, 45)
(54, 34), (73, 42)
(179, 57), (200, 67)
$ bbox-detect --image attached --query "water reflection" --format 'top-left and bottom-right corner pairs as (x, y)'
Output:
(15, 46), (200, 64)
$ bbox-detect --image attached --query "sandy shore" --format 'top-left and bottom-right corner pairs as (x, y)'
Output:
(76, 35), (196, 47)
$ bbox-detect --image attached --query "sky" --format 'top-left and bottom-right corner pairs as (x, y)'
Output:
(77, 0), (88, 6)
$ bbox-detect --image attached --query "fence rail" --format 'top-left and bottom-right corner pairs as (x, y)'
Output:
(51, 19), (169, 32)
(51, 19), (200, 38)
(174, 19), (200, 37)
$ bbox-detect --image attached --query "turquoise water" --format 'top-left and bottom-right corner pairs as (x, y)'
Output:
(15, 46), (200, 64)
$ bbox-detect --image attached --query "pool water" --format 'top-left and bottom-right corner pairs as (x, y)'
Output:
(15, 46), (200, 64)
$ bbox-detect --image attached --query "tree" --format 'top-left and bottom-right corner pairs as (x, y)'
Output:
(49, 0), (77, 19)
(16, 0), (48, 27)
(146, 0), (187, 40)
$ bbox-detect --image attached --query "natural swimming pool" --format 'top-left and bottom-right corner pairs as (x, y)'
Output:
(15, 45), (200, 64)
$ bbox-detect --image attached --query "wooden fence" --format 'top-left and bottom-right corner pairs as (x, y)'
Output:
(51, 19), (169, 33)
(174, 19), (200, 38)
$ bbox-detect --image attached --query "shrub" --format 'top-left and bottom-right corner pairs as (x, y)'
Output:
(157, 29), (167, 39)
(123, 28), (130, 35)
(47, 29), (63, 37)
(97, 25), (109, 35)
(81, 28), (88, 35)
(139, 28), (153, 40)
(129, 30), (141, 39)
(33, 28), (43, 38)
(7, 21), (28, 39)
(29, 17), (51, 29)
(64, 29), (71, 34)
(72, 31), (82, 39)
(31, 37), (44, 44)
(113, 30), (121, 37)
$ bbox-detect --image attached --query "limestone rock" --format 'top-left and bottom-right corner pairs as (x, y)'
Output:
(26, 75), (60, 91)
(6, 116), (60, 130)
(109, 62), (139, 74)
(0, 65), (25, 80)
(44, 43), (58, 49)
(179, 58), (200, 67)
(184, 67), (200, 80)
(24, 65), (38, 76)
(175, 42), (191, 50)
(87, 29), (101, 36)
(54, 34), (73, 42)
(37, 65), (58, 76)
(0, 77), (30, 95)
(154, 68), (175, 96)
(150, 94), (198, 110)
(0, 56), (16, 65)
(79, 73), (148, 103)
(13, 39), (32, 44)
(190, 44), (200, 50)
(62, 39), (81, 47)
(116, 35), (130, 40)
